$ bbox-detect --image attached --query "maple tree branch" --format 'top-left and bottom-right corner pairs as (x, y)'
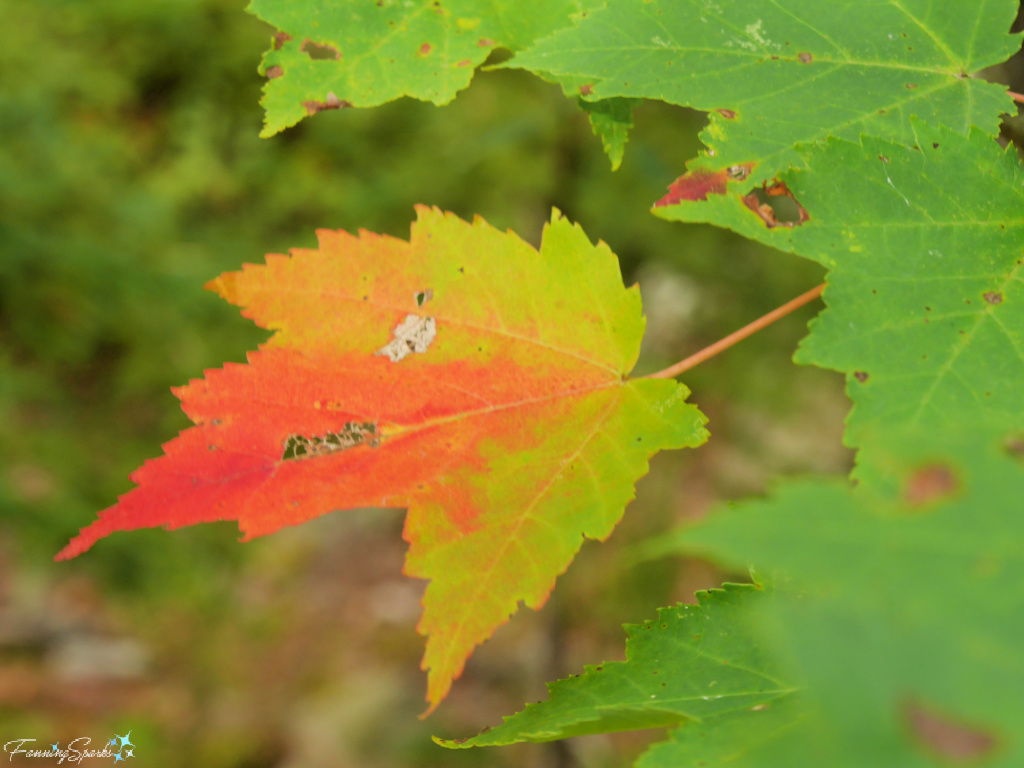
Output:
(641, 283), (826, 380)
(1008, 91), (1024, 105)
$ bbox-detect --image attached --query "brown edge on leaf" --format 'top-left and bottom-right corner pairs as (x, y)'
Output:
(265, 65), (283, 80)
(273, 31), (292, 50)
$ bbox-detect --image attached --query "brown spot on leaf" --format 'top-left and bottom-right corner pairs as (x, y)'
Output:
(273, 32), (293, 50)
(983, 291), (1003, 305)
(265, 65), (283, 80)
(906, 83), (918, 89)
(742, 180), (810, 228)
(302, 92), (351, 115)
(717, 108), (737, 119)
(904, 464), (958, 507)
(477, 38), (495, 47)
(798, 52), (813, 63)
(905, 700), (997, 761)
(854, 371), (869, 383)
(1004, 433), (1024, 460)
(455, 59), (471, 67)
(879, 155), (889, 163)
(579, 83), (594, 96)
(418, 43), (433, 56)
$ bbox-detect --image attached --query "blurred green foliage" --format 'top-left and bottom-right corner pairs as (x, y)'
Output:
(0, 0), (846, 766)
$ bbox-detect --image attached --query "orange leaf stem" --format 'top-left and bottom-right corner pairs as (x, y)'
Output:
(641, 283), (826, 380)
(1008, 91), (1024, 105)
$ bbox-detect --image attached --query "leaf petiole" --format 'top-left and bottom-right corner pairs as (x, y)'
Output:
(641, 283), (825, 379)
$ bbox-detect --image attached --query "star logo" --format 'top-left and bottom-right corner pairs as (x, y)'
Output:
(113, 754), (123, 763)
(124, 749), (134, 758)
(51, 743), (59, 751)
(115, 732), (134, 751)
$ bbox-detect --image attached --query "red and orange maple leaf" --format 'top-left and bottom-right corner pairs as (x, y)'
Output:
(57, 208), (707, 712)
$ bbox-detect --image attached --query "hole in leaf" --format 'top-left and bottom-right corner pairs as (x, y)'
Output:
(903, 463), (958, 507)
(376, 314), (437, 362)
(798, 51), (813, 63)
(905, 700), (997, 762)
(742, 181), (809, 228)
(415, 289), (434, 307)
(303, 92), (351, 115)
(301, 39), (341, 60)
(282, 422), (379, 461)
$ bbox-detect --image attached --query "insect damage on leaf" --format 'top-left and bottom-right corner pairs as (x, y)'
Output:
(303, 92), (351, 115)
(376, 314), (437, 362)
(282, 422), (379, 460)
(743, 181), (809, 228)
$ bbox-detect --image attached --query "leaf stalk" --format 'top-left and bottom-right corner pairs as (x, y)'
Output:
(641, 283), (825, 380)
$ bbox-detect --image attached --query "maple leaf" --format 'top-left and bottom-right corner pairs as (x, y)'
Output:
(509, 0), (1019, 196)
(249, 0), (601, 137)
(56, 207), (708, 712)
(656, 121), (1024, 461)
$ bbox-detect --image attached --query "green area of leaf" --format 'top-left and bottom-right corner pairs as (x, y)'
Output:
(509, 0), (1019, 186)
(439, 582), (800, 755)
(658, 121), (1024, 453)
(668, 428), (1024, 767)
(247, 0), (598, 136)
(579, 97), (639, 170)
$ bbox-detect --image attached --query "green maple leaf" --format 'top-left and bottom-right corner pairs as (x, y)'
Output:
(248, 0), (599, 136)
(440, 582), (803, 762)
(658, 121), (1024, 454)
(508, 0), (1019, 188)
(666, 428), (1024, 767)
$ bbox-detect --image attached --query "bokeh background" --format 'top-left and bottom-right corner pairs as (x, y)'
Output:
(2, 1), (1020, 766)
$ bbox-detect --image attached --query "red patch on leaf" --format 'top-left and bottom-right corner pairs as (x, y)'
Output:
(455, 59), (471, 67)
(273, 31), (292, 50)
(717, 108), (736, 119)
(656, 168), (734, 207)
(579, 84), (594, 96)
(477, 38), (495, 47)
(418, 43), (433, 56)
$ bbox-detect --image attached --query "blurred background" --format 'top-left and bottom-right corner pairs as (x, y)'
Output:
(2, 1), (1019, 765)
